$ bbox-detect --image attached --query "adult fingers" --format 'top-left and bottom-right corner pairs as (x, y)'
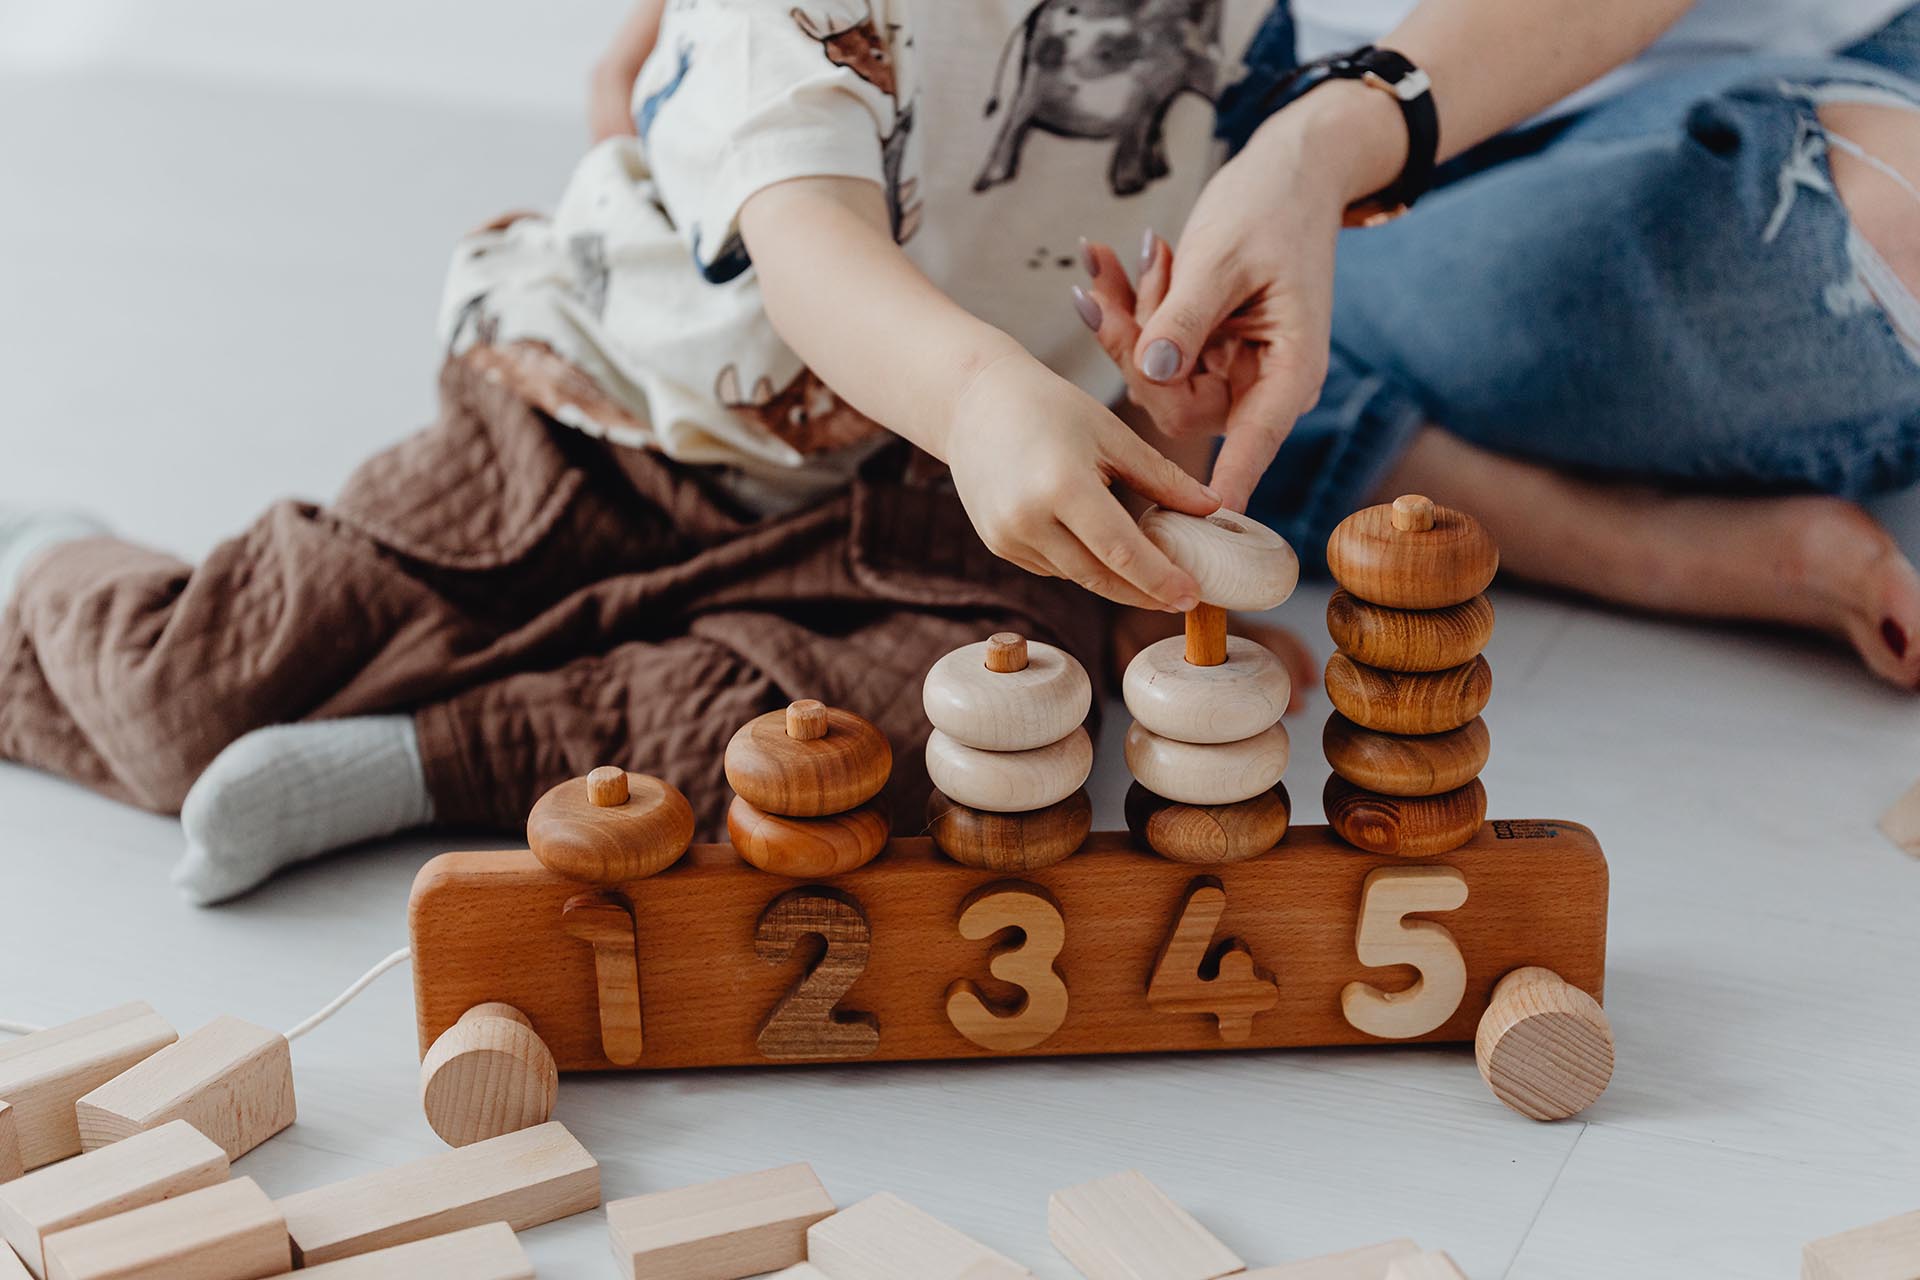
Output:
(1136, 231), (1170, 321)
(1132, 230), (1254, 387)
(1057, 487), (1201, 610)
(1208, 358), (1316, 512)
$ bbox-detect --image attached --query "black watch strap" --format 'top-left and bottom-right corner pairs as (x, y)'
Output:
(1260, 45), (1439, 226)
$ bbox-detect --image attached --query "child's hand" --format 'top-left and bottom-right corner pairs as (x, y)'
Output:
(945, 353), (1220, 612)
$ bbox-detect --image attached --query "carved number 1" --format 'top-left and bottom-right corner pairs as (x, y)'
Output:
(755, 887), (880, 1060)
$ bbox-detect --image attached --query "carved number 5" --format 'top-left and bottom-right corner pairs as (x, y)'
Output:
(945, 882), (1069, 1052)
(1341, 866), (1469, 1040)
(755, 887), (880, 1060)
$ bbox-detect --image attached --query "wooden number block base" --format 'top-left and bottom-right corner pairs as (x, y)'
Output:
(410, 821), (1607, 1070)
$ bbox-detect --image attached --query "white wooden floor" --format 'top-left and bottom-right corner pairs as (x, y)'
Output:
(3, 6), (1918, 1275)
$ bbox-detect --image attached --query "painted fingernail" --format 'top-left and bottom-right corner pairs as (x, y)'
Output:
(1079, 236), (1099, 278)
(1172, 595), (1198, 612)
(1071, 285), (1102, 332)
(1884, 617), (1909, 658)
(1139, 228), (1157, 275)
(1142, 338), (1181, 382)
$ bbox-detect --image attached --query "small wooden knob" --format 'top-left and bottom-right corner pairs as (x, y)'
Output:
(1476, 967), (1614, 1121)
(586, 765), (629, 807)
(1391, 494), (1436, 531)
(1324, 774), (1486, 857)
(419, 1002), (557, 1148)
(1124, 781), (1291, 864)
(785, 699), (828, 741)
(984, 633), (1029, 673)
(927, 788), (1091, 870)
(527, 771), (695, 883)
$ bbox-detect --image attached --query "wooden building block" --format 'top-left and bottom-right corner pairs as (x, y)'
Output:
(765, 1266), (831, 1280)
(0, 1005), (176, 1171)
(0, 1120), (228, 1279)
(410, 824), (1608, 1071)
(1803, 1208), (1920, 1279)
(75, 1017), (293, 1161)
(39, 1177), (287, 1280)
(1384, 1251), (1468, 1279)
(294, 1222), (532, 1279)
(0, 1105), (21, 1183)
(274, 1120), (598, 1266)
(1048, 1170), (1241, 1280)
(606, 1162), (834, 1279)
(0, 1245), (29, 1280)
(1240, 1239), (1420, 1278)
(807, 1193), (1031, 1279)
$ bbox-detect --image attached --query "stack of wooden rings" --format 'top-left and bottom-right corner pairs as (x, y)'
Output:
(724, 700), (894, 876)
(1122, 508), (1300, 864)
(923, 633), (1095, 871)
(1322, 494), (1499, 856)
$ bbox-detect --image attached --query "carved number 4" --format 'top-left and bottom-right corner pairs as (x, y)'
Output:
(1341, 866), (1469, 1040)
(755, 887), (880, 1060)
(1146, 877), (1280, 1042)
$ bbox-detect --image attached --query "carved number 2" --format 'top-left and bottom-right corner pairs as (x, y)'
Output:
(755, 887), (880, 1060)
(1341, 866), (1469, 1040)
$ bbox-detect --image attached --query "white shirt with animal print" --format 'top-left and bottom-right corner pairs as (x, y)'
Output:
(441, 0), (1266, 513)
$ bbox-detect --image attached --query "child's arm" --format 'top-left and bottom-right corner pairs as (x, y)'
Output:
(739, 175), (1217, 613)
(589, 0), (668, 142)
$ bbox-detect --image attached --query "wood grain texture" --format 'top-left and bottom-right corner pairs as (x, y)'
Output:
(0, 1005), (176, 1172)
(1803, 1208), (1920, 1280)
(75, 1016), (293, 1162)
(728, 797), (890, 878)
(1326, 501), (1498, 609)
(1124, 783), (1291, 865)
(1145, 880), (1280, 1042)
(40, 1177), (287, 1280)
(754, 889), (879, 1061)
(586, 765), (630, 807)
(274, 1121), (599, 1267)
(785, 699), (828, 741)
(418, 1004), (556, 1149)
(1139, 507), (1300, 611)
(1184, 603), (1228, 667)
(944, 884), (1069, 1052)
(1122, 635), (1289, 745)
(1326, 591), (1494, 673)
(807, 1193), (1032, 1280)
(923, 638), (1091, 752)
(1239, 1240), (1419, 1278)
(0, 1106), (18, 1185)
(1324, 654), (1491, 736)
(925, 727), (1093, 814)
(527, 772), (694, 884)
(606, 1162), (833, 1280)
(294, 1223), (531, 1280)
(0, 1121), (227, 1280)
(1475, 966), (1614, 1121)
(561, 891), (645, 1066)
(984, 633), (1028, 673)
(409, 823), (1607, 1070)
(1124, 721), (1290, 807)
(1048, 1170), (1243, 1280)
(1323, 715), (1489, 798)
(1325, 776), (1487, 858)
(725, 708), (891, 817)
(1341, 867), (1470, 1041)
(927, 789), (1091, 871)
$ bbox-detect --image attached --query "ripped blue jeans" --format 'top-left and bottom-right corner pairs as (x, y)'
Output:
(1225, 6), (1920, 570)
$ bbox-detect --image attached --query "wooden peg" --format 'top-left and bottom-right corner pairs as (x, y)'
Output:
(1390, 494), (1436, 532)
(585, 765), (629, 807)
(807, 1193), (1032, 1280)
(75, 1016), (294, 1163)
(1123, 635), (1289, 745)
(1184, 603), (1228, 668)
(1138, 507), (1300, 611)
(0, 1121), (226, 1279)
(923, 638), (1091, 753)
(275, 1121), (600, 1267)
(945, 883), (1069, 1052)
(0, 1005), (175, 1173)
(1324, 715), (1488, 799)
(418, 1004), (557, 1149)
(924, 727), (1093, 814)
(1124, 783), (1291, 865)
(1804, 1209), (1920, 1280)
(728, 796), (890, 878)
(39, 1177), (288, 1280)
(1048, 1170), (1243, 1280)
(1384, 1251), (1468, 1279)
(1324, 654), (1491, 736)
(755, 889), (880, 1061)
(984, 633), (1028, 673)
(606, 1163), (834, 1280)
(1146, 880), (1280, 1041)
(1326, 590), (1494, 673)
(1325, 775), (1487, 858)
(725, 706), (892, 817)
(0, 1105), (19, 1185)
(527, 771), (695, 884)
(927, 789), (1091, 871)
(1475, 967), (1614, 1121)
(785, 699), (828, 740)
(1124, 721), (1290, 807)
(294, 1223), (532, 1279)
(561, 892), (644, 1066)
(1326, 499), (1499, 609)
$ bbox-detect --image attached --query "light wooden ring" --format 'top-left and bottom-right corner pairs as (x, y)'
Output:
(1326, 499), (1499, 609)
(1324, 714), (1489, 797)
(1476, 967), (1615, 1121)
(419, 1003), (558, 1148)
(1124, 782), (1291, 864)
(1124, 720), (1291, 806)
(924, 727), (1093, 813)
(1324, 653), (1492, 735)
(923, 637), (1092, 752)
(1139, 507), (1300, 610)
(1122, 634), (1289, 744)
(527, 771), (695, 884)
(926, 788), (1092, 870)
(1324, 774), (1486, 857)
(1327, 589), (1494, 673)
(726, 795), (891, 877)
(724, 705), (892, 817)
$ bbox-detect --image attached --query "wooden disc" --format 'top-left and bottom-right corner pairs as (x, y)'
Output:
(1324, 774), (1486, 857)
(1122, 634), (1289, 745)
(1327, 590), (1494, 673)
(1324, 713), (1489, 797)
(924, 727), (1093, 814)
(1124, 719), (1290, 806)
(1139, 506), (1300, 610)
(727, 795), (890, 877)
(1326, 499), (1499, 608)
(922, 637), (1092, 752)
(1123, 782), (1291, 864)
(1476, 967), (1615, 1121)
(926, 788), (1092, 871)
(724, 705), (892, 817)
(418, 1002), (557, 1148)
(527, 771), (695, 883)
(1324, 652), (1491, 735)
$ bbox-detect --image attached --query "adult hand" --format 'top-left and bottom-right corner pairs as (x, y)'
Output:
(588, 0), (667, 142)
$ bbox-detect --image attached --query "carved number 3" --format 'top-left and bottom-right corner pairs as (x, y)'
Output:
(945, 882), (1069, 1052)
(1341, 866), (1470, 1040)
(755, 887), (880, 1060)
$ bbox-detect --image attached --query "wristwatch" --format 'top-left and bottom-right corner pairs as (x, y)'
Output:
(1258, 46), (1439, 227)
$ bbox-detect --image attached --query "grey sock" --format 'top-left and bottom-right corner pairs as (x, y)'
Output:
(0, 511), (109, 605)
(173, 716), (435, 905)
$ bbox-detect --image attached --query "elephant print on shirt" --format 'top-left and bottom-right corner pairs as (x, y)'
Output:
(976, 0), (1223, 197)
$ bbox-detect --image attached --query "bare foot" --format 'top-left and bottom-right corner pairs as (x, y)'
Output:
(1110, 608), (1318, 713)
(1384, 428), (1920, 688)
